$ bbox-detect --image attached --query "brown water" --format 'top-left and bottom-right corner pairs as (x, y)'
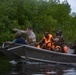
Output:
(5, 60), (76, 75)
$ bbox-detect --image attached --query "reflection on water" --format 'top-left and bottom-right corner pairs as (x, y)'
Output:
(63, 68), (76, 75)
(5, 60), (76, 75)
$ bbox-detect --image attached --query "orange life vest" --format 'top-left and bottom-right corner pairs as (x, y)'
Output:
(37, 44), (40, 48)
(43, 34), (52, 43)
(43, 34), (53, 50)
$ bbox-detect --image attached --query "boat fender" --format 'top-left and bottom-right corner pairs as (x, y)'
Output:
(64, 45), (68, 53)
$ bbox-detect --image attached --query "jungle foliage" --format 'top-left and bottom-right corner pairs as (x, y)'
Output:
(0, 0), (76, 44)
(0, 0), (76, 74)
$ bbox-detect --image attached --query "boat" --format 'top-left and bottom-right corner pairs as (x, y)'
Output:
(0, 43), (76, 65)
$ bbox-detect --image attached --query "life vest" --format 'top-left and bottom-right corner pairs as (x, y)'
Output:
(37, 44), (40, 48)
(51, 42), (55, 50)
(43, 34), (52, 43)
(43, 34), (53, 50)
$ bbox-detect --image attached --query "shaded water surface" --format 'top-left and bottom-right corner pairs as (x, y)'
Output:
(5, 60), (76, 75)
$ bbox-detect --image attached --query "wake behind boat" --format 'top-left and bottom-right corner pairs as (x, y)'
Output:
(0, 43), (76, 65)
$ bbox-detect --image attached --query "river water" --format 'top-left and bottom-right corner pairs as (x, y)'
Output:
(5, 60), (76, 75)
(3, 48), (76, 75)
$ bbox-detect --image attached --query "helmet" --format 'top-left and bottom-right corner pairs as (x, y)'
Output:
(56, 30), (62, 36)
(15, 31), (21, 38)
(58, 30), (62, 35)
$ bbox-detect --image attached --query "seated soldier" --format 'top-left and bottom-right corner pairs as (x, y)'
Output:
(70, 40), (76, 54)
(55, 30), (64, 52)
(37, 32), (54, 50)
(12, 32), (27, 44)
(54, 38), (62, 52)
(6, 32), (27, 45)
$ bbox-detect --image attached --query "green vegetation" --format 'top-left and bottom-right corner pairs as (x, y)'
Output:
(0, 0), (76, 74)
(0, 0), (76, 44)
